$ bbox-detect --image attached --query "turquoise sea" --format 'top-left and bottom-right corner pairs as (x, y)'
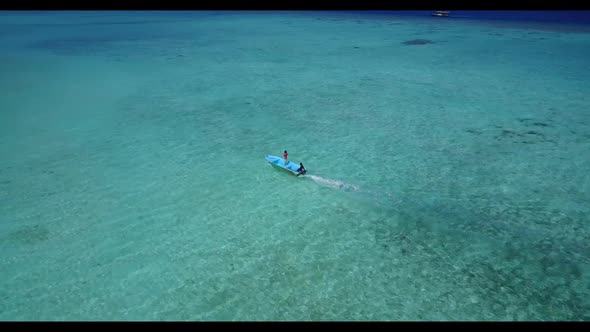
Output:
(0, 11), (589, 321)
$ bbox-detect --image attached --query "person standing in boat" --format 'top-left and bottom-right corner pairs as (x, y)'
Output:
(283, 150), (288, 165)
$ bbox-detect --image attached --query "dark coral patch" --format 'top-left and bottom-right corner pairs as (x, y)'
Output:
(402, 39), (434, 46)
(465, 129), (481, 135)
(9, 224), (50, 245)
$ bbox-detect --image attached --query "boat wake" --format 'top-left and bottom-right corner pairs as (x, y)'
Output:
(304, 175), (361, 192)
(300, 173), (403, 207)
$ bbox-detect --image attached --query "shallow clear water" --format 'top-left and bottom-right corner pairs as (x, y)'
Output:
(0, 11), (589, 321)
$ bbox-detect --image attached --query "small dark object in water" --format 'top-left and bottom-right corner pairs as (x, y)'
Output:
(465, 129), (481, 135)
(403, 39), (434, 46)
(501, 129), (525, 138)
(353, 46), (361, 49)
(533, 122), (549, 127)
(502, 129), (515, 135)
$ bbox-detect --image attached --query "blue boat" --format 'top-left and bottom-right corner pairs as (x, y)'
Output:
(266, 155), (305, 176)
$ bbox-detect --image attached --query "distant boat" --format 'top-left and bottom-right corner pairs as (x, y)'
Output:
(432, 11), (450, 17)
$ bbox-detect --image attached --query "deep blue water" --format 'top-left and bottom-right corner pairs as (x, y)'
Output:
(3, 11), (589, 27)
(358, 10), (590, 25)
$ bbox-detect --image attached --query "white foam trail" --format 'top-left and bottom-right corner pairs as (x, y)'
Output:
(303, 175), (403, 207)
(305, 175), (361, 192)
